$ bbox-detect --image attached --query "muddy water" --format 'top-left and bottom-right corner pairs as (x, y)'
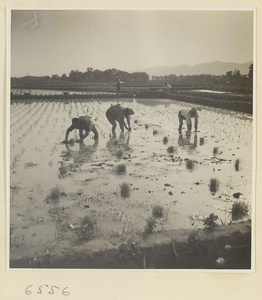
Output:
(10, 98), (253, 259)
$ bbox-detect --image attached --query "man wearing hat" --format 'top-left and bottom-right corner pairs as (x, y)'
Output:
(178, 107), (198, 133)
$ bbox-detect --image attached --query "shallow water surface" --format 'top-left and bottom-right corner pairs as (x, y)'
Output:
(10, 98), (253, 260)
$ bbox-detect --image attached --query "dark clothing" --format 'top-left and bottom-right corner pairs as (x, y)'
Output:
(65, 116), (98, 141)
(67, 116), (94, 133)
(106, 104), (132, 133)
(178, 108), (198, 132)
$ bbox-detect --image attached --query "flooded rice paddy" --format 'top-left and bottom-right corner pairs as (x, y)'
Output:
(9, 98), (253, 261)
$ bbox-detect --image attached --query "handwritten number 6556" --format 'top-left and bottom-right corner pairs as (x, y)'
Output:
(25, 285), (70, 296)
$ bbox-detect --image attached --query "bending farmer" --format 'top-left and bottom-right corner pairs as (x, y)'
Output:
(106, 104), (134, 133)
(178, 107), (198, 133)
(63, 116), (98, 143)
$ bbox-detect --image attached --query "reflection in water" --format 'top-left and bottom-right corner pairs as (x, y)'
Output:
(61, 139), (98, 166)
(59, 140), (99, 178)
(178, 132), (198, 153)
(106, 132), (131, 157)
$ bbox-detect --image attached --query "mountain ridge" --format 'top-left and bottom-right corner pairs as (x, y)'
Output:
(142, 61), (252, 77)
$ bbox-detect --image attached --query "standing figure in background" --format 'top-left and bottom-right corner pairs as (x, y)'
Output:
(63, 116), (98, 143)
(178, 107), (199, 133)
(116, 77), (121, 92)
(106, 104), (134, 133)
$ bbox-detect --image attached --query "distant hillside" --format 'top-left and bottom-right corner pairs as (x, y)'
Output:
(143, 61), (252, 77)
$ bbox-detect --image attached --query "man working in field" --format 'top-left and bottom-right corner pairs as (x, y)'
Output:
(178, 107), (199, 133)
(106, 104), (134, 133)
(63, 116), (98, 143)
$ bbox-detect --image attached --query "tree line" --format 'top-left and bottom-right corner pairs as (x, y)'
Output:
(52, 68), (150, 83)
(50, 64), (253, 84)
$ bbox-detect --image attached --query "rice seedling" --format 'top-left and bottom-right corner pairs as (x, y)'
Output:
(59, 164), (68, 177)
(145, 124), (149, 129)
(77, 215), (97, 240)
(235, 159), (240, 171)
(152, 205), (164, 219)
(116, 149), (124, 159)
(167, 146), (176, 154)
(144, 217), (157, 234)
(24, 161), (38, 168)
(200, 137), (205, 145)
(11, 234), (26, 248)
(186, 159), (194, 170)
(203, 213), (218, 229)
(213, 147), (219, 155)
(231, 202), (249, 221)
(120, 183), (131, 198)
(46, 187), (61, 205)
(163, 136), (168, 144)
(115, 164), (126, 175)
(209, 178), (219, 194)
(153, 129), (158, 135)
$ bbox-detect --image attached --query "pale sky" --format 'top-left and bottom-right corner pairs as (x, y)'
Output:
(10, 9), (253, 77)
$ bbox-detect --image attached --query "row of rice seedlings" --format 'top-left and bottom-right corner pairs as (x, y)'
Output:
(13, 102), (50, 141)
(10, 102), (37, 129)
(11, 101), (47, 133)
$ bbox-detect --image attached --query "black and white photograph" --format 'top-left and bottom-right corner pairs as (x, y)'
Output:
(9, 9), (254, 270)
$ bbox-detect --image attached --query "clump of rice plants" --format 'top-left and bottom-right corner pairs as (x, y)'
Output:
(144, 217), (157, 234)
(153, 129), (158, 135)
(116, 149), (124, 159)
(77, 215), (97, 240)
(120, 183), (130, 198)
(145, 124), (149, 129)
(134, 120), (138, 124)
(200, 137), (205, 145)
(24, 161), (38, 168)
(203, 213), (218, 229)
(209, 178), (219, 194)
(163, 136), (168, 144)
(115, 164), (126, 175)
(59, 164), (68, 177)
(231, 202), (249, 221)
(167, 146), (176, 154)
(144, 205), (165, 234)
(213, 147), (219, 155)
(152, 205), (164, 219)
(235, 159), (240, 171)
(186, 159), (194, 170)
(46, 187), (61, 205)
